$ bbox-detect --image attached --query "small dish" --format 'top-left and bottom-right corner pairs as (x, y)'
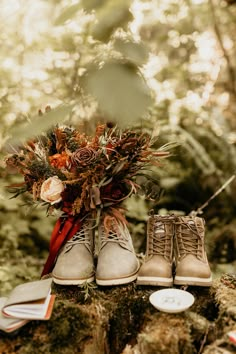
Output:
(149, 288), (195, 313)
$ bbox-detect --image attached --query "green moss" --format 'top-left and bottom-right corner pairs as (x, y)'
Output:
(0, 278), (236, 354)
(137, 313), (194, 354)
(47, 300), (93, 351)
(107, 288), (149, 353)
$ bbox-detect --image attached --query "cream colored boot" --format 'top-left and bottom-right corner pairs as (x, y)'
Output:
(174, 216), (212, 286)
(96, 218), (140, 286)
(52, 218), (95, 285)
(137, 215), (174, 286)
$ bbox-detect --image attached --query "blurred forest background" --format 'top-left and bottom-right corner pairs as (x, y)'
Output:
(0, 0), (236, 295)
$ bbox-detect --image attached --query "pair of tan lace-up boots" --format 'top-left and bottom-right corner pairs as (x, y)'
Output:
(52, 213), (212, 287)
(52, 217), (140, 286)
(137, 214), (212, 287)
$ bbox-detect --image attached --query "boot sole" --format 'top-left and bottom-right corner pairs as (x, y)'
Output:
(137, 276), (173, 287)
(96, 270), (139, 286)
(174, 276), (212, 287)
(52, 275), (95, 285)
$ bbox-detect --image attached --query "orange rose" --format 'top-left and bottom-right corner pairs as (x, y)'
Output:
(49, 151), (70, 169)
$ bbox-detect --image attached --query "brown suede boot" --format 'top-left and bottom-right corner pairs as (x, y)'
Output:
(174, 216), (212, 286)
(137, 214), (175, 286)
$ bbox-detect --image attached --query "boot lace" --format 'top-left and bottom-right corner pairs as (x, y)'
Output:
(99, 224), (130, 250)
(150, 217), (173, 261)
(65, 220), (92, 253)
(176, 218), (204, 259)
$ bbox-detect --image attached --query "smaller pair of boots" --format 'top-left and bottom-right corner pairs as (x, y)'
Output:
(137, 214), (212, 287)
(52, 217), (139, 286)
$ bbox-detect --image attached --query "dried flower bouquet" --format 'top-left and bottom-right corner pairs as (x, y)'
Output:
(5, 123), (169, 275)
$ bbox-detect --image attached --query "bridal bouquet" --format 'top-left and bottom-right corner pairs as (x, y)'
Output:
(5, 122), (169, 275)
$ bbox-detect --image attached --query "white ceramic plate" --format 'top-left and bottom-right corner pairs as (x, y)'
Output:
(149, 288), (195, 313)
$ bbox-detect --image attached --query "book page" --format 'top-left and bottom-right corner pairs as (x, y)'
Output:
(0, 298), (29, 332)
(3, 291), (55, 319)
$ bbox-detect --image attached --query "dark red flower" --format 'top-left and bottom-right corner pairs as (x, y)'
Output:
(101, 182), (127, 202)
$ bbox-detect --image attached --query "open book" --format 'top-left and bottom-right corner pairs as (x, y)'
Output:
(0, 298), (29, 333)
(0, 278), (55, 333)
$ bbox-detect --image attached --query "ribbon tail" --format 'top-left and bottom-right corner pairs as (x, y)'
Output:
(41, 216), (82, 277)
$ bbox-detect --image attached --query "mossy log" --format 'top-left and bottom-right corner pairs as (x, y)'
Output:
(0, 274), (235, 354)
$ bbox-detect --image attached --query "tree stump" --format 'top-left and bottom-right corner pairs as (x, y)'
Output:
(0, 274), (235, 354)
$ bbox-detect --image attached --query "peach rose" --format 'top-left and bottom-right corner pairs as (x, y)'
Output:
(40, 176), (64, 204)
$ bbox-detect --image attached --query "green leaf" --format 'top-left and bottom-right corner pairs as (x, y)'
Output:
(54, 3), (82, 26)
(114, 39), (149, 65)
(81, 62), (152, 127)
(7, 105), (73, 145)
(80, 0), (107, 12)
(91, 0), (133, 42)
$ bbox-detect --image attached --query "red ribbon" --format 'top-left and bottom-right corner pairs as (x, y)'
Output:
(41, 215), (82, 277)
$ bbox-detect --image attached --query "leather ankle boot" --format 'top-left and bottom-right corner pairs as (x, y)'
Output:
(137, 214), (174, 286)
(174, 216), (212, 286)
(52, 218), (95, 285)
(96, 217), (140, 286)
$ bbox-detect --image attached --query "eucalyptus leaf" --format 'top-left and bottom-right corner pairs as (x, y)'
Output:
(114, 39), (149, 65)
(7, 105), (73, 145)
(82, 62), (152, 127)
(54, 3), (82, 26)
(91, 0), (133, 42)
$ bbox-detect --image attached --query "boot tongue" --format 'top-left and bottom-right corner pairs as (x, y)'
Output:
(155, 222), (165, 236)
